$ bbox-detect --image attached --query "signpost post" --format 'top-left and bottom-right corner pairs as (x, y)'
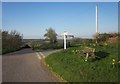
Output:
(63, 31), (67, 49)
(58, 31), (74, 50)
(63, 31), (74, 50)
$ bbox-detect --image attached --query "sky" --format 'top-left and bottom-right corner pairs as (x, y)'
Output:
(2, 0), (120, 2)
(2, 2), (118, 39)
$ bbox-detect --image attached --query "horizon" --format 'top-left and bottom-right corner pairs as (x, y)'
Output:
(2, 2), (118, 39)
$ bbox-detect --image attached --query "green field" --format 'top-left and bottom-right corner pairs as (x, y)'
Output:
(45, 44), (119, 82)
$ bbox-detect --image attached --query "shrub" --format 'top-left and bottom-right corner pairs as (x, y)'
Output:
(106, 36), (118, 44)
(29, 41), (41, 50)
(93, 32), (119, 44)
(2, 30), (23, 54)
(72, 47), (96, 62)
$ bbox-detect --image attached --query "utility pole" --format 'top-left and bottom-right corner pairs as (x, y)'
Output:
(96, 5), (98, 34)
(96, 5), (98, 44)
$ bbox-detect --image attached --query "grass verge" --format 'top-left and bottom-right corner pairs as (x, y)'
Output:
(45, 44), (119, 82)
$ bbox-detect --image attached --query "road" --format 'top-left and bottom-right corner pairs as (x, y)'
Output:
(2, 48), (61, 82)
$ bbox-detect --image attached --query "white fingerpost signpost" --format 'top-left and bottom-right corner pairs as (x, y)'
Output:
(63, 31), (68, 50)
(63, 31), (74, 50)
(58, 31), (74, 50)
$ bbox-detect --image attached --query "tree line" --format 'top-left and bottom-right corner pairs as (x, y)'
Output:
(1, 28), (119, 54)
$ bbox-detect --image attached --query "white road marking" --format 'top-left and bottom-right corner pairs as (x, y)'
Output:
(35, 52), (41, 60)
(39, 52), (45, 58)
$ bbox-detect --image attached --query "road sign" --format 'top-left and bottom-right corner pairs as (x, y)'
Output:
(63, 31), (74, 50)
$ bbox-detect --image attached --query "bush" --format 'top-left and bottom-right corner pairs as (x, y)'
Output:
(72, 47), (96, 62)
(106, 36), (118, 44)
(2, 30), (23, 54)
(93, 32), (119, 43)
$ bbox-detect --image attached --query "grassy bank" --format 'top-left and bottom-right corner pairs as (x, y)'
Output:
(45, 44), (119, 82)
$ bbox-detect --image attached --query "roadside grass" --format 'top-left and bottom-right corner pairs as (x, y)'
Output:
(45, 44), (119, 82)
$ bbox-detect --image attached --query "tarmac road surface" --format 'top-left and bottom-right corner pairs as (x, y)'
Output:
(2, 48), (60, 82)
